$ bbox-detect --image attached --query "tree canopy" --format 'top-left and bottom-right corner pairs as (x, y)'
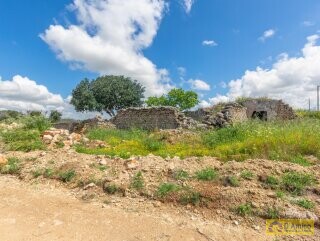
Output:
(71, 75), (145, 116)
(145, 88), (199, 111)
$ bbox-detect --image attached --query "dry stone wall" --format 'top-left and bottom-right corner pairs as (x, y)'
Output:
(111, 107), (203, 130)
(242, 99), (296, 120)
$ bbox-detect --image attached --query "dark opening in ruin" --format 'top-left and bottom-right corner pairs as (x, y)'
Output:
(252, 111), (268, 121)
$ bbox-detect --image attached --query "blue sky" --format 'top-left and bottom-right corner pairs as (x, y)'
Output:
(1, 0), (320, 117)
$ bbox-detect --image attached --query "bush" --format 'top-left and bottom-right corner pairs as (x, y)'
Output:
(195, 168), (218, 181)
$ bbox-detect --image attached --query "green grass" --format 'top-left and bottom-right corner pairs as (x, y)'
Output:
(104, 184), (119, 194)
(58, 170), (76, 183)
(179, 191), (201, 205)
(156, 183), (180, 198)
(0, 157), (21, 174)
(0, 129), (45, 152)
(43, 168), (54, 178)
(235, 203), (253, 216)
(173, 169), (189, 181)
(76, 119), (320, 162)
(240, 170), (255, 180)
(265, 175), (279, 188)
(131, 171), (144, 190)
(195, 168), (218, 181)
(32, 169), (42, 178)
(227, 176), (240, 187)
(281, 171), (315, 195)
(276, 190), (285, 199)
(294, 198), (315, 209)
(266, 207), (281, 219)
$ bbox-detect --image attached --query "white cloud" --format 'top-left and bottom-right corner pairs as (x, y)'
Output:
(41, 0), (171, 96)
(302, 21), (315, 27)
(188, 79), (211, 91)
(259, 29), (276, 42)
(182, 0), (195, 14)
(202, 40), (218, 47)
(0, 75), (64, 112)
(0, 75), (102, 120)
(177, 67), (186, 77)
(206, 34), (320, 109)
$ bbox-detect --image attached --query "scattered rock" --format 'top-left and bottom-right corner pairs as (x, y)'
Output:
(84, 183), (96, 190)
(125, 159), (140, 170)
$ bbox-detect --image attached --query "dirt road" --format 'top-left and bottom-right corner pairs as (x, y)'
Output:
(0, 175), (267, 241)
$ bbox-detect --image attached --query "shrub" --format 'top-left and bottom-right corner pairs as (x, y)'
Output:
(157, 183), (180, 198)
(236, 203), (253, 216)
(58, 170), (76, 182)
(240, 170), (254, 180)
(195, 168), (218, 181)
(131, 171), (144, 190)
(281, 171), (315, 195)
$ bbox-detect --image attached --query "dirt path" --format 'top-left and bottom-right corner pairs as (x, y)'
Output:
(0, 175), (269, 241)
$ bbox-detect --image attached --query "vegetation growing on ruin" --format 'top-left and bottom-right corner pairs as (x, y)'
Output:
(77, 118), (320, 163)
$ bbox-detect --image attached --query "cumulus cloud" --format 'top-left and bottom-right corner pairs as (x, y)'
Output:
(259, 29), (276, 42)
(182, 0), (195, 14)
(202, 40), (218, 47)
(41, 0), (171, 96)
(0, 75), (102, 120)
(0, 75), (64, 112)
(205, 34), (320, 109)
(188, 79), (211, 91)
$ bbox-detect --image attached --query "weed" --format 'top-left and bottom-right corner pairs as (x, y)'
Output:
(131, 171), (144, 190)
(236, 203), (253, 216)
(43, 168), (54, 178)
(276, 190), (285, 199)
(195, 168), (218, 181)
(294, 199), (315, 209)
(58, 170), (76, 183)
(104, 184), (119, 194)
(265, 175), (279, 188)
(32, 169), (42, 178)
(143, 138), (164, 151)
(157, 183), (180, 198)
(227, 176), (240, 187)
(55, 141), (65, 149)
(173, 169), (189, 181)
(281, 171), (315, 195)
(0, 157), (20, 174)
(266, 207), (281, 219)
(289, 156), (312, 167)
(240, 170), (255, 180)
(180, 191), (201, 205)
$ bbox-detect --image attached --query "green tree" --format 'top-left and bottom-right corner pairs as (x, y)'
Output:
(145, 88), (199, 111)
(49, 110), (62, 123)
(71, 75), (145, 117)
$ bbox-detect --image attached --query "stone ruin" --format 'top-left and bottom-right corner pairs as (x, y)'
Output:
(52, 99), (296, 132)
(241, 99), (296, 121)
(111, 107), (205, 131)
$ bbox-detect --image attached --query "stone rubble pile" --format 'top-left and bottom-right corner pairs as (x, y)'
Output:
(41, 128), (87, 149)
